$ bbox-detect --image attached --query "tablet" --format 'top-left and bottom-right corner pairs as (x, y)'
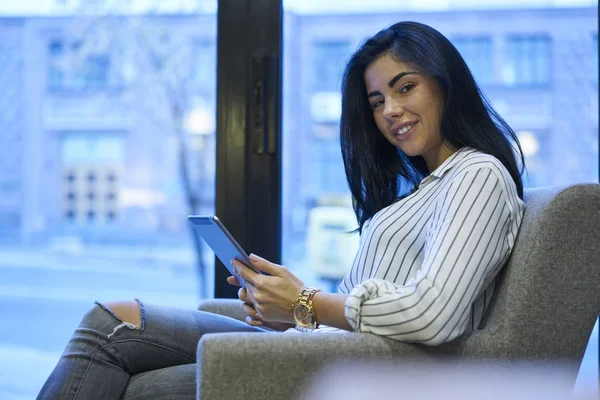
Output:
(188, 215), (260, 287)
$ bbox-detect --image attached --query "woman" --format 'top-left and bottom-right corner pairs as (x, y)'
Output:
(38, 21), (525, 399)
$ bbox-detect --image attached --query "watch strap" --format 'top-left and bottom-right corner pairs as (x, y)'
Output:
(293, 287), (322, 329)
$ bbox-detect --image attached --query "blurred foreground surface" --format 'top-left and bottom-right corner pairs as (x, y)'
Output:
(302, 354), (599, 400)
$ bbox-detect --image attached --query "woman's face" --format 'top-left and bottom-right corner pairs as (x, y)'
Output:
(364, 54), (451, 171)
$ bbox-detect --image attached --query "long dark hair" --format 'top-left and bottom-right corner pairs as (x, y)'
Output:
(340, 21), (525, 233)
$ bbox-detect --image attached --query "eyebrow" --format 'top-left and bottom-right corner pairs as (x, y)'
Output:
(367, 71), (418, 98)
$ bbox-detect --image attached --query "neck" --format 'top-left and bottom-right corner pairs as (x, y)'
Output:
(424, 142), (457, 173)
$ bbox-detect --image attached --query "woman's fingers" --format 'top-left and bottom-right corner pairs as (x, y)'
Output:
(248, 254), (284, 275)
(231, 260), (258, 286)
(238, 287), (247, 302)
(241, 302), (263, 327)
(244, 284), (257, 305)
(231, 256), (304, 325)
(245, 316), (263, 326)
(227, 275), (241, 286)
(241, 302), (257, 317)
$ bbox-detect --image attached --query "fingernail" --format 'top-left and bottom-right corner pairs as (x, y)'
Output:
(249, 254), (258, 261)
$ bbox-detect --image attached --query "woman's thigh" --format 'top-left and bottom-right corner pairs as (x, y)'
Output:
(93, 300), (267, 375)
(38, 300), (267, 399)
(121, 364), (197, 400)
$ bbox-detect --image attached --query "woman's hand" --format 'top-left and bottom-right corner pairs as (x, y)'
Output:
(226, 254), (304, 325)
(226, 276), (295, 331)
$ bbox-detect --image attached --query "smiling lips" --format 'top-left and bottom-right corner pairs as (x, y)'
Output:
(392, 121), (418, 136)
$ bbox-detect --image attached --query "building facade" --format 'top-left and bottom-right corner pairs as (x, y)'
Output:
(0, 7), (597, 252)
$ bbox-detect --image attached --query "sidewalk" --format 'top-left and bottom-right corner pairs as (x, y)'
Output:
(0, 242), (205, 306)
(0, 243), (197, 271)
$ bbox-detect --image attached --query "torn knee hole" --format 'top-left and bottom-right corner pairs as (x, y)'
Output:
(95, 299), (146, 338)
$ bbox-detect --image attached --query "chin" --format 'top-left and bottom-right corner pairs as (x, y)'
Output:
(396, 143), (425, 158)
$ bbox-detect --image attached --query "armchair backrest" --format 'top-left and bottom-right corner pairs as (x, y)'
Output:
(440, 184), (600, 363)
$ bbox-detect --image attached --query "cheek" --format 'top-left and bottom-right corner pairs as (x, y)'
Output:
(419, 99), (442, 129)
(431, 104), (444, 130)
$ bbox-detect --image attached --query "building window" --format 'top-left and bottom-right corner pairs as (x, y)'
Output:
(312, 40), (352, 91)
(503, 35), (551, 86)
(47, 39), (111, 91)
(48, 40), (66, 89)
(60, 134), (124, 224)
(452, 36), (493, 85)
(79, 54), (110, 89)
(62, 134), (124, 164)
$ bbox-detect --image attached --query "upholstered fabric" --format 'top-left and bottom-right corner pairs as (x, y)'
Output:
(439, 184), (600, 363)
(180, 184), (600, 400)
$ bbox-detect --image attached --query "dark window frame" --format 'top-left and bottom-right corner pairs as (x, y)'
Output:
(214, 0), (282, 298)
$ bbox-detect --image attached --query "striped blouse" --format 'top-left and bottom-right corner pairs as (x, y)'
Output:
(304, 147), (524, 346)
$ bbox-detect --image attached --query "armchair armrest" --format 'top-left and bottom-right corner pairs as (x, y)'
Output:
(197, 298), (246, 322)
(196, 330), (436, 400)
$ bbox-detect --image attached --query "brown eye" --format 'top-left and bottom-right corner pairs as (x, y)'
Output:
(371, 99), (384, 109)
(400, 83), (415, 93)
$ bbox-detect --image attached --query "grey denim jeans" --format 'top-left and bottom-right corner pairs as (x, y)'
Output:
(37, 300), (266, 399)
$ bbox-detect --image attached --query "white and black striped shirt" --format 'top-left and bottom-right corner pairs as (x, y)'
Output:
(302, 147), (524, 345)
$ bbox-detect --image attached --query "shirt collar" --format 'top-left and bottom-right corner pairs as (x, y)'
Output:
(419, 147), (474, 186)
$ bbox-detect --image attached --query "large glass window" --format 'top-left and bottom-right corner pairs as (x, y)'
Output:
(281, 0), (598, 393)
(0, 1), (217, 398)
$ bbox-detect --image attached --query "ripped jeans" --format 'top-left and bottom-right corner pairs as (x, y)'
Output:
(37, 300), (266, 399)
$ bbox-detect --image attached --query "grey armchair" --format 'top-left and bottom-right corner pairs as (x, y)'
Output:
(194, 184), (600, 400)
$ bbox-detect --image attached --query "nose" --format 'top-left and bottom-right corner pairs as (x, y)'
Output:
(382, 96), (404, 121)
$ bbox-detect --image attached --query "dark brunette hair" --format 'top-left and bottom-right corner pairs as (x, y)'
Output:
(340, 21), (525, 232)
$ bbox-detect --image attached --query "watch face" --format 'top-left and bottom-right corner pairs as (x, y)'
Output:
(293, 304), (315, 327)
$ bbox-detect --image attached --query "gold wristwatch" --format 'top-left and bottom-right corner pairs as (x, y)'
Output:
(292, 287), (322, 330)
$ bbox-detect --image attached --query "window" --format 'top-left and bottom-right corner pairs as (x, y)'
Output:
(282, 1), (597, 303)
(61, 134), (124, 164)
(503, 35), (551, 86)
(47, 39), (111, 91)
(78, 54), (110, 89)
(1, 3), (220, 398)
(61, 134), (124, 224)
(452, 36), (493, 85)
(47, 40), (65, 89)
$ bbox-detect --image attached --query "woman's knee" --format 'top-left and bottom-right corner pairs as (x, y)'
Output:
(100, 300), (143, 327)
